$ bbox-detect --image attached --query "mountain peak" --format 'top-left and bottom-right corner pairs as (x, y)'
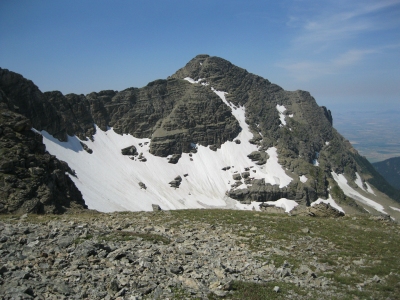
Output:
(1, 58), (400, 217)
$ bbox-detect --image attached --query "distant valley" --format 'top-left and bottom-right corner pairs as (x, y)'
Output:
(333, 108), (400, 163)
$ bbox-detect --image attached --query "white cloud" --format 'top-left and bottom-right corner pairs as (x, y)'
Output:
(280, 48), (377, 81)
(279, 0), (400, 81)
(292, 0), (400, 49)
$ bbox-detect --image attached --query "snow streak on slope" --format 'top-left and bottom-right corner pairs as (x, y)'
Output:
(390, 206), (400, 212)
(331, 172), (386, 214)
(276, 104), (287, 126)
(355, 172), (366, 192)
(353, 173), (375, 195)
(365, 183), (375, 195)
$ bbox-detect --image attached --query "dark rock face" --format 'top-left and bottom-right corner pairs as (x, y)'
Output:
(0, 68), (240, 158)
(0, 100), (86, 213)
(228, 179), (320, 206)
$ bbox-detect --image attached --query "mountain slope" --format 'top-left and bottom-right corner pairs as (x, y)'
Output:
(1, 55), (399, 217)
(373, 157), (400, 190)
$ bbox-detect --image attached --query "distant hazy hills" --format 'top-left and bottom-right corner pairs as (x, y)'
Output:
(373, 157), (400, 190)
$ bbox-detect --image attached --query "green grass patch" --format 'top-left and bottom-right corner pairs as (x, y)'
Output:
(101, 231), (171, 244)
(225, 280), (313, 300)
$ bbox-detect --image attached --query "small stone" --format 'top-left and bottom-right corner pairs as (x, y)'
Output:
(152, 204), (162, 211)
(372, 275), (381, 283)
(301, 227), (310, 233)
(273, 286), (280, 293)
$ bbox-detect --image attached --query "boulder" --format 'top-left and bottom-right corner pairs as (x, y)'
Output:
(241, 171), (250, 178)
(308, 203), (344, 217)
(121, 145), (138, 156)
(232, 173), (242, 181)
(152, 204), (162, 211)
(168, 154), (181, 164)
(169, 175), (182, 188)
(209, 145), (218, 151)
(247, 151), (269, 165)
(80, 142), (93, 154)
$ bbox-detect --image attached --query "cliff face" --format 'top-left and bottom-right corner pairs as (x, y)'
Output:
(1, 55), (399, 214)
(0, 90), (86, 213)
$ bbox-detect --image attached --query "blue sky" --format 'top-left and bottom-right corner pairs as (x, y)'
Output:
(1, 0), (399, 114)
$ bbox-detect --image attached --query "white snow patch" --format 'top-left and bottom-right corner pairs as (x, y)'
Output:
(299, 175), (308, 183)
(354, 172), (366, 192)
(183, 77), (204, 84)
(390, 206), (400, 212)
(289, 114), (293, 118)
(332, 172), (386, 214)
(236, 198), (298, 213)
(235, 201), (262, 211)
(365, 182), (375, 195)
(311, 195), (345, 213)
(264, 148), (292, 187)
(266, 198), (298, 213)
(276, 104), (287, 126)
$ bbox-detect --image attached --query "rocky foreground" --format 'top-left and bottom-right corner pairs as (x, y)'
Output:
(0, 209), (399, 300)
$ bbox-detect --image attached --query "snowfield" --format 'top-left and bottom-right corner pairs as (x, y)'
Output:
(35, 83), (294, 212)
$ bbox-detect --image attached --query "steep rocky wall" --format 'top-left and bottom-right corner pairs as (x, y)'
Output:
(0, 90), (87, 213)
(0, 68), (241, 157)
